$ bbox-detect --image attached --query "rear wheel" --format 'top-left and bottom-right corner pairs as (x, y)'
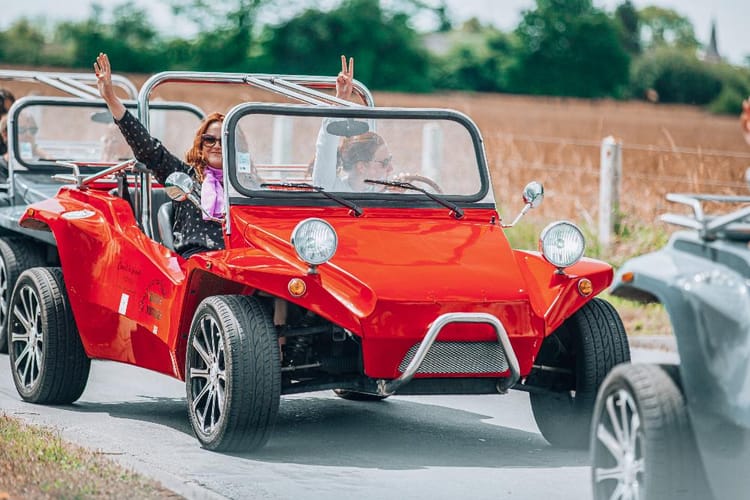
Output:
(186, 295), (280, 452)
(591, 364), (710, 500)
(8, 267), (90, 404)
(528, 298), (630, 448)
(0, 238), (46, 353)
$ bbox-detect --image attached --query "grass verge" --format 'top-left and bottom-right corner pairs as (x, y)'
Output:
(0, 413), (179, 499)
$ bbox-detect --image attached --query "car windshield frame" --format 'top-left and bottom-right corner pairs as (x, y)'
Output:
(6, 96), (204, 174)
(223, 103), (493, 207)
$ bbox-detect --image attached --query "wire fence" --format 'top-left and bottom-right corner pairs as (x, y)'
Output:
(486, 132), (750, 234)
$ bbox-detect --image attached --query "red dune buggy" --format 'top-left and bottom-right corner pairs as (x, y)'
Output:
(7, 72), (629, 451)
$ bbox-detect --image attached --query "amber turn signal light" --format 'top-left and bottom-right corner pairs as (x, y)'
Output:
(577, 278), (593, 297)
(288, 278), (306, 297)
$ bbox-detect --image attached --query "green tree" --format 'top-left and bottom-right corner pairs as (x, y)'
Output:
(508, 0), (630, 97)
(614, 1), (640, 55)
(431, 22), (516, 92)
(255, 0), (432, 92)
(638, 6), (699, 51)
(630, 47), (722, 104)
(56, 2), (163, 71)
(167, 0), (267, 71)
(0, 19), (47, 65)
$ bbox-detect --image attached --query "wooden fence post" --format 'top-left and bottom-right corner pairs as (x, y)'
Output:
(598, 136), (622, 249)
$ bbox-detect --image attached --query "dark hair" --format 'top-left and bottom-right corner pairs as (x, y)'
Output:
(0, 114), (7, 156)
(0, 88), (15, 116)
(337, 132), (385, 171)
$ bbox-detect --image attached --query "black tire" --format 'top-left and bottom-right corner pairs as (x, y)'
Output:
(8, 267), (90, 404)
(186, 295), (280, 452)
(528, 298), (631, 448)
(591, 364), (711, 500)
(332, 389), (389, 401)
(0, 238), (46, 353)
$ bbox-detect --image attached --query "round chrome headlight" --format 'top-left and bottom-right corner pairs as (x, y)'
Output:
(291, 218), (338, 266)
(539, 221), (585, 269)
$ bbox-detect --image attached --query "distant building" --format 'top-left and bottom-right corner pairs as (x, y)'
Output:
(703, 19), (723, 63)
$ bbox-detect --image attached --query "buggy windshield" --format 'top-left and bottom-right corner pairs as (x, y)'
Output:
(7, 97), (204, 172)
(224, 105), (492, 204)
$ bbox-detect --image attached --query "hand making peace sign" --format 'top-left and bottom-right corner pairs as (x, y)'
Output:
(335, 55), (354, 101)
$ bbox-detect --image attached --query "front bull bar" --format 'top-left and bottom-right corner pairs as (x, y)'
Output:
(376, 312), (521, 396)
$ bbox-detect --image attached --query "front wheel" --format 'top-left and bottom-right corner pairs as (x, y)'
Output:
(528, 298), (630, 448)
(8, 267), (90, 404)
(591, 364), (710, 500)
(186, 295), (280, 452)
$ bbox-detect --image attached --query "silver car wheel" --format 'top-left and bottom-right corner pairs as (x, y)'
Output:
(188, 313), (227, 435)
(593, 388), (644, 500)
(10, 284), (43, 390)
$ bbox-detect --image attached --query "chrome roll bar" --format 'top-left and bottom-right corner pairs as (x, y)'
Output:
(133, 71), (375, 239)
(376, 312), (521, 396)
(0, 69), (137, 100)
(53, 159), (136, 189)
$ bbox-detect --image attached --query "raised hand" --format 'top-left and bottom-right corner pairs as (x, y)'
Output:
(742, 97), (750, 146)
(94, 53), (115, 101)
(335, 55), (354, 101)
(93, 52), (126, 121)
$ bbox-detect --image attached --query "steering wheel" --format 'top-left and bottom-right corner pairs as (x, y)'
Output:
(392, 173), (444, 194)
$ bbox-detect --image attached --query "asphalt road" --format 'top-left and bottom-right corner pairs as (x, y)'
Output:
(0, 348), (677, 500)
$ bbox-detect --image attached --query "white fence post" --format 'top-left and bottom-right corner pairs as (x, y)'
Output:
(598, 136), (622, 249)
(422, 123), (443, 182)
(272, 116), (292, 180)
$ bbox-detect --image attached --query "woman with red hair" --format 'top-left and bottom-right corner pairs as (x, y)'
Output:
(95, 53), (226, 258)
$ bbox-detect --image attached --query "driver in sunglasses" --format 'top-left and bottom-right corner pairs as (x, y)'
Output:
(312, 55), (393, 192)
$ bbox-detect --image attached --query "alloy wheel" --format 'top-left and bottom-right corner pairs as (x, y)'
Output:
(188, 313), (227, 435)
(592, 388), (644, 500)
(10, 284), (43, 390)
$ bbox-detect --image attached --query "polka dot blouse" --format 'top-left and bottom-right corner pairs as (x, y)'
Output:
(115, 111), (224, 255)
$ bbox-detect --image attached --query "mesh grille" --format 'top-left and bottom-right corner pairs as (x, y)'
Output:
(398, 341), (509, 374)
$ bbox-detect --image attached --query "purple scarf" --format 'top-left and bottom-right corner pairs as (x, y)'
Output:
(201, 166), (224, 220)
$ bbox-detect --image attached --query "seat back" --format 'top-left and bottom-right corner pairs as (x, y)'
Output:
(109, 186), (171, 245)
(157, 201), (175, 251)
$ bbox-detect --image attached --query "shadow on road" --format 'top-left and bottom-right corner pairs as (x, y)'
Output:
(60, 393), (586, 470)
(2, 355), (586, 470)
(250, 396), (588, 469)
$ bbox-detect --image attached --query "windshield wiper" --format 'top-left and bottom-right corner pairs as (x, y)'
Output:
(364, 179), (464, 219)
(260, 182), (363, 217)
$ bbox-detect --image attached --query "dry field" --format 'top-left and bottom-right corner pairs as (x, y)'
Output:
(5, 66), (750, 248)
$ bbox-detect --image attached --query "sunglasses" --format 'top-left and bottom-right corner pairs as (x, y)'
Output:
(370, 155), (392, 169)
(18, 126), (38, 135)
(201, 134), (222, 148)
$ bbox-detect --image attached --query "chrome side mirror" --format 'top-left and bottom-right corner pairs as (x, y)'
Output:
(503, 181), (544, 228)
(165, 172), (195, 202)
(523, 181), (544, 208)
